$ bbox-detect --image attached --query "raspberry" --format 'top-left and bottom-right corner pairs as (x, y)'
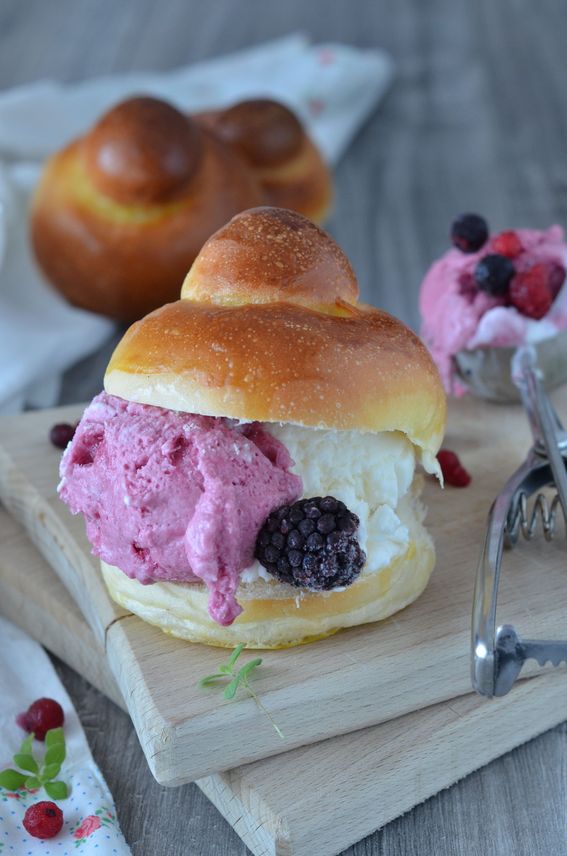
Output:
(437, 450), (471, 488)
(509, 264), (553, 320)
(491, 230), (523, 258)
(23, 802), (64, 839)
(255, 496), (365, 590)
(546, 261), (566, 299)
(450, 213), (489, 253)
(474, 254), (515, 296)
(16, 698), (64, 741)
(49, 423), (76, 449)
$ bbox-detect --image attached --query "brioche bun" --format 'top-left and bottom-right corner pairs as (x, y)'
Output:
(31, 97), (331, 322)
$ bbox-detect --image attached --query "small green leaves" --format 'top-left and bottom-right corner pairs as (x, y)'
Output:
(224, 643), (246, 671)
(42, 763), (61, 780)
(45, 728), (64, 748)
(222, 658), (263, 700)
(44, 781), (68, 800)
(198, 673), (228, 687)
(13, 754), (38, 774)
(223, 676), (240, 700)
(0, 769), (27, 790)
(45, 743), (65, 766)
(0, 724), (69, 799)
(236, 659), (263, 680)
(198, 646), (283, 738)
(19, 734), (34, 755)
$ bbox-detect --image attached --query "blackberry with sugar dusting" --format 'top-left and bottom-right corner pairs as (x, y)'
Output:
(255, 496), (365, 590)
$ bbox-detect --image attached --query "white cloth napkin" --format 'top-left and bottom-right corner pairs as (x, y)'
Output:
(0, 617), (131, 854)
(0, 33), (393, 414)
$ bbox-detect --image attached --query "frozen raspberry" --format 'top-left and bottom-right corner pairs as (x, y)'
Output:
(546, 261), (566, 299)
(437, 450), (471, 488)
(23, 802), (64, 839)
(49, 423), (76, 449)
(509, 264), (553, 320)
(16, 698), (64, 741)
(474, 254), (515, 296)
(255, 496), (365, 590)
(491, 230), (523, 258)
(450, 213), (489, 253)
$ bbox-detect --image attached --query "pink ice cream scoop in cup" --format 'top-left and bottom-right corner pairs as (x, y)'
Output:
(420, 213), (567, 401)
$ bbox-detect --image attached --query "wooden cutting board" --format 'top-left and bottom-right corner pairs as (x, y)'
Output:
(1, 394), (567, 786)
(3, 507), (567, 856)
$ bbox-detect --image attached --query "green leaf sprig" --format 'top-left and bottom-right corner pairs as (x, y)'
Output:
(0, 727), (69, 799)
(199, 643), (284, 739)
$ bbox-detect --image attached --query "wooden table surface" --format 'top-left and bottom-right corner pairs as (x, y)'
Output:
(2, 0), (567, 853)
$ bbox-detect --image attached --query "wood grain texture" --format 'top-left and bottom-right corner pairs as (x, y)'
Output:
(2, 395), (567, 784)
(2, 0), (567, 852)
(3, 505), (567, 856)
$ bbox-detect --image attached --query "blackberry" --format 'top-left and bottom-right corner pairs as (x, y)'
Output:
(450, 213), (489, 253)
(474, 253), (515, 296)
(255, 496), (365, 590)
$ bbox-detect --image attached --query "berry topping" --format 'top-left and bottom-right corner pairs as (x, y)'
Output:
(437, 450), (471, 488)
(450, 213), (489, 253)
(458, 271), (477, 302)
(49, 423), (76, 450)
(255, 496), (365, 590)
(23, 801), (64, 839)
(509, 263), (554, 320)
(474, 254), (515, 296)
(16, 698), (64, 741)
(491, 230), (523, 259)
(546, 261), (566, 299)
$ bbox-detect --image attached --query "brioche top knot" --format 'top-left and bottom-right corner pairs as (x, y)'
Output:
(210, 99), (304, 167)
(83, 96), (203, 205)
(181, 207), (359, 308)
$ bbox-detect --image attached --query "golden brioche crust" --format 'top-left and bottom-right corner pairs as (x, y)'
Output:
(249, 135), (332, 223)
(84, 96), (203, 204)
(105, 208), (446, 460)
(197, 100), (332, 222)
(206, 99), (304, 167)
(181, 206), (358, 307)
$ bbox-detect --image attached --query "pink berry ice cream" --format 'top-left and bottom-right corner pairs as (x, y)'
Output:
(420, 216), (567, 395)
(58, 392), (302, 625)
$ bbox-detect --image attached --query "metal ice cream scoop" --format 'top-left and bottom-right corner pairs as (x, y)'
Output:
(471, 345), (567, 697)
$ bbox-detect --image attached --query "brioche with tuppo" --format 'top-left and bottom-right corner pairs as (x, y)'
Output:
(31, 96), (331, 322)
(58, 207), (446, 649)
(197, 99), (332, 225)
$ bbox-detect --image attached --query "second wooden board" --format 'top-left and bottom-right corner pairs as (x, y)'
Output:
(1, 393), (566, 784)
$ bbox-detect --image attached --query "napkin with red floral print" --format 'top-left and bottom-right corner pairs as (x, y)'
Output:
(0, 617), (131, 854)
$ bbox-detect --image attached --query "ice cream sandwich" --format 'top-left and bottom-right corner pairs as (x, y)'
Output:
(59, 207), (446, 648)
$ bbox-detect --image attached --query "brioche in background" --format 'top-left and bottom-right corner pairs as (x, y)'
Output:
(30, 96), (332, 322)
(197, 99), (332, 224)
